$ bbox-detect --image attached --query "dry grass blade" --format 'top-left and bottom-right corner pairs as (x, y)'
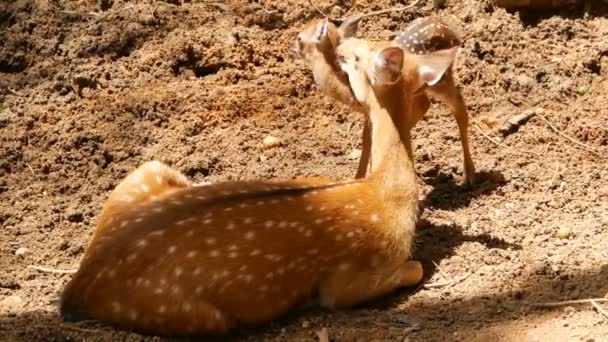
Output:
(424, 272), (472, 289)
(532, 298), (608, 308)
(28, 265), (77, 274)
(537, 114), (600, 157)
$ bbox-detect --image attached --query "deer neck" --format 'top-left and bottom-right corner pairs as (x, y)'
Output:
(367, 81), (418, 204)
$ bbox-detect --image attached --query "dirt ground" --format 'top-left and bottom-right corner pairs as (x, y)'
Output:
(1, 0), (607, 341)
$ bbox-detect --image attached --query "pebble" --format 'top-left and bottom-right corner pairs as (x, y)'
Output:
(14, 247), (29, 257)
(262, 136), (281, 149)
(348, 149), (362, 160)
(557, 227), (571, 239)
(301, 320), (310, 328)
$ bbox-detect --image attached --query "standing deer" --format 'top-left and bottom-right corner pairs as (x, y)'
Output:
(292, 16), (476, 185)
(59, 41), (458, 337)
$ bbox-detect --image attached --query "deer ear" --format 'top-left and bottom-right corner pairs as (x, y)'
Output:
(372, 47), (404, 85)
(313, 18), (329, 42)
(413, 47), (458, 87)
(337, 16), (360, 39)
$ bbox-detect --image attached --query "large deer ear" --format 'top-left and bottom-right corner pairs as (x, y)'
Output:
(412, 47), (458, 87)
(337, 16), (361, 39)
(372, 47), (404, 85)
(313, 18), (329, 42)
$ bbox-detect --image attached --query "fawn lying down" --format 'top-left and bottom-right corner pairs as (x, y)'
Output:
(59, 41), (458, 337)
(292, 16), (476, 185)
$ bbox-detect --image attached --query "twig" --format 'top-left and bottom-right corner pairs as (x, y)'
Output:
(28, 265), (77, 274)
(432, 261), (451, 282)
(424, 272), (471, 289)
(532, 298), (608, 308)
(316, 327), (330, 342)
(473, 121), (507, 147)
(308, 0), (329, 18)
(537, 114), (600, 157)
(35, 323), (105, 334)
(332, 0), (422, 22)
(590, 300), (608, 321)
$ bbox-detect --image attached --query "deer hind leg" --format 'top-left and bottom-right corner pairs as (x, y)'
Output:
(318, 260), (423, 309)
(428, 70), (476, 186)
(93, 161), (192, 236)
(356, 115), (372, 179)
(107, 161), (191, 207)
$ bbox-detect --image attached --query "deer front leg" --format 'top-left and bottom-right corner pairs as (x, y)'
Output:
(428, 72), (476, 186)
(356, 116), (372, 178)
(319, 260), (423, 309)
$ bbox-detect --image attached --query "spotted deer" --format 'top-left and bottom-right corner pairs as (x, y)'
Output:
(292, 16), (476, 185)
(59, 40), (458, 338)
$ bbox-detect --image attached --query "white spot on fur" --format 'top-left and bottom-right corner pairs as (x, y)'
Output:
(209, 250), (220, 257)
(245, 231), (255, 240)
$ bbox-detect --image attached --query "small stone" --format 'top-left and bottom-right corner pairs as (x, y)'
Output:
(66, 208), (83, 223)
(262, 136), (281, 149)
(576, 85), (591, 95)
(14, 247), (29, 257)
(141, 14), (156, 25)
(557, 227), (571, 239)
(348, 149), (362, 160)
(301, 320), (310, 328)
(259, 155), (268, 162)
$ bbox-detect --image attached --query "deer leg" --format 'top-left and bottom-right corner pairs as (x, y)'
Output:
(356, 116), (372, 178)
(319, 260), (423, 309)
(428, 72), (476, 186)
(107, 161), (191, 206)
(93, 161), (192, 236)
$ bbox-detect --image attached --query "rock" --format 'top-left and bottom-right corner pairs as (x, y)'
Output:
(14, 247), (29, 257)
(348, 149), (362, 160)
(262, 136), (281, 149)
(301, 320), (310, 328)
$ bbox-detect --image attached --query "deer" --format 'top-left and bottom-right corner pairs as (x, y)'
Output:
(58, 39), (458, 337)
(291, 15), (476, 186)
